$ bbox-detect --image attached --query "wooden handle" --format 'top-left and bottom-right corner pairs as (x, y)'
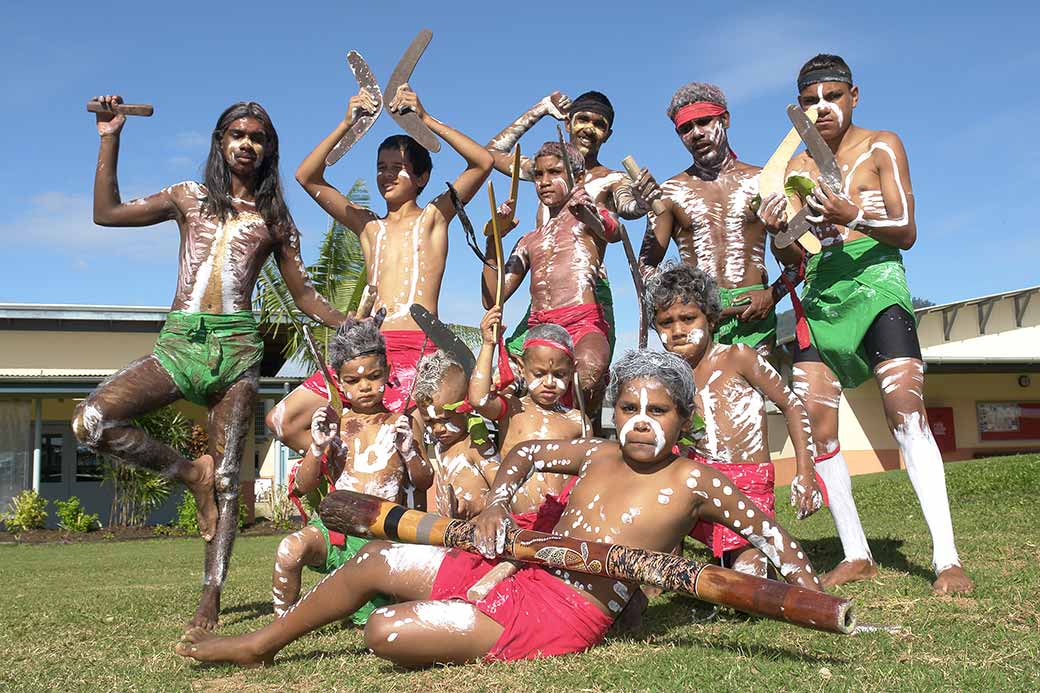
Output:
(318, 490), (857, 635)
(509, 144), (522, 203)
(487, 181), (504, 344)
(86, 102), (154, 117)
(622, 156), (668, 215)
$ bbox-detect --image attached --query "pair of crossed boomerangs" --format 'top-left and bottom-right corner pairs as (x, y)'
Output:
(325, 29), (441, 165)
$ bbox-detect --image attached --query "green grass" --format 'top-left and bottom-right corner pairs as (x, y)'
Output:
(2, 455), (1038, 692)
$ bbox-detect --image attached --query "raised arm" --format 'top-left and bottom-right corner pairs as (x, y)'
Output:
(394, 414), (433, 492)
(90, 95), (179, 227)
(292, 408), (339, 495)
(274, 223), (347, 327)
(468, 307), (510, 421)
(481, 231), (529, 309)
(736, 347), (822, 519)
(486, 92), (572, 180)
(386, 86), (493, 223)
(294, 90), (380, 234)
(689, 461), (822, 591)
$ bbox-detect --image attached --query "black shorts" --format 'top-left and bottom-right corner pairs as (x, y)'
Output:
(792, 304), (922, 372)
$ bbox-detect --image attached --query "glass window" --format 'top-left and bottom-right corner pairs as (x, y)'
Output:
(41, 433), (63, 483)
(76, 442), (102, 481)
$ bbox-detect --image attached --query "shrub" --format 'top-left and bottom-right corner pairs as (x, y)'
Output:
(175, 491), (248, 533)
(55, 496), (101, 533)
(2, 490), (48, 532)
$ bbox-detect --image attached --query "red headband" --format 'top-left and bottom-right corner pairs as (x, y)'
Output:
(672, 101), (727, 129)
(522, 338), (574, 359)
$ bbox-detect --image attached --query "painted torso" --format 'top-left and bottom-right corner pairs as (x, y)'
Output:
(328, 411), (408, 504)
(691, 344), (769, 464)
(431, 436), (499, 519)
(361, 205), (447, 331)
(162, 181), (290, 313)
(657, 162), (766, 288)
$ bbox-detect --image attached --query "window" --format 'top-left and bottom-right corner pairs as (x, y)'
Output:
(76, 442), (102, 481)
(41, 433), (62, 483)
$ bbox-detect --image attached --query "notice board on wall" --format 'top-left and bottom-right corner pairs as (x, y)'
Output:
(977, 402), (1040, 441)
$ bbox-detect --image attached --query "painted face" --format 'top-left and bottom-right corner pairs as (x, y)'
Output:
(522, 345), (575, 409)
(613, 377), (685, 465)
(221, 117), (268, 174)
(675, 113), (729, 167)
(567, 110), (611, 157)
(533, 155), (571, 207)
(416, 368), (469, 446)
(337, 354), (388, 412)
(798, 81), (857, 139)
(376, 147), (427, 203)
(654, 300), (713, 366)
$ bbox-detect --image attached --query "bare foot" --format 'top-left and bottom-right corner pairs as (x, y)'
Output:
(821, 559), (879, 588)
(614, 588), (648, 632)
(932, 565), (974, 595)
(175, 627), (274, 668)
(188, 589), (220, 631)
(184, 454), (218, 542)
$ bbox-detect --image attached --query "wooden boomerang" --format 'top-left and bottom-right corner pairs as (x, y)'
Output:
(484, 144), (521, 237)
(318, 489), (857, 635)
(487, 181), (505, 344)
(764, 107), (823, 254)
(301, 325), (344, 417)
(409, 304), (477, 378)
(384, 29), (441, 152)
(86, 101), (153, 117)
(556, 124), (576, 191)
(325, 51), (384, 166)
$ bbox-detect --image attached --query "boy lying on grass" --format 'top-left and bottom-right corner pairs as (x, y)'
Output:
(176, 350), (822, 668)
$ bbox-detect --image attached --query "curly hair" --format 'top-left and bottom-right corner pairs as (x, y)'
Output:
(666, 83), (728, 122)
(607, 349), (696, 420)
(327, 316), (386, 371)
(523, 323), (574, 359)
(643, 261), (722, 326)
(412, 350), (465, 405)
(534, 140), (586, 174)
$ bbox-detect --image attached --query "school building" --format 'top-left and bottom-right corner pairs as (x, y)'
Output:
(768, 285), (1040, 484)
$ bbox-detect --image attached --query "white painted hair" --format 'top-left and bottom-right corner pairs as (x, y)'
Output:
(644, 260), (722, 326)
(535, 141), (586, 174)
(413, 350), (464, 405)
(524, 324), (574, 354)
(608, 349), (696, 419)
(328, 310), (387, 370)
(666, 82), (728, 121)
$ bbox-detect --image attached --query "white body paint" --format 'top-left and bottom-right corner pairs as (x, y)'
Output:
(617, 387), (666, 456)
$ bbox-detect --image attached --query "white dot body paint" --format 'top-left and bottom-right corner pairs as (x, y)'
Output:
(618, 387), (666, 456)
(387, 632), (398, 642)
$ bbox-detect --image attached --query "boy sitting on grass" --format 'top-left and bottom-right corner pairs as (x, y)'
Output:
(411, 350), (500, 520)
(270, 316), (431, 622)
(177, 349), (822, 668)
(468, 306), (588, 529)
(645, 262), (823, 577)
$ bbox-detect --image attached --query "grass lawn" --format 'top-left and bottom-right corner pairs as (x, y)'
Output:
(2, 454), (1038, 692)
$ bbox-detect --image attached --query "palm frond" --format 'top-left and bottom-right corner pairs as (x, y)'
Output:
(255, 179), (370, 370)
(445, 323), (483, 357)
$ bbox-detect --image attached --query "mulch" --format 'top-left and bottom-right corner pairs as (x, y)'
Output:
(0, 519), (301, 545)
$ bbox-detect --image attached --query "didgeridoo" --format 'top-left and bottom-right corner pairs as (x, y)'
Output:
(319, 490), (857, 635)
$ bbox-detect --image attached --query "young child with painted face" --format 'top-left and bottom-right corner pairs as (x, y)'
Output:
(265, 83), (494, 454)
(481, 141), (620, 426)
(757, 54), (973, 594)
(468, 306), (588, 529)
(176, 350), (822, 668)
(271, 316), (431, 623)
(411, 351), (500, 520)
(646, 262), (822, 577)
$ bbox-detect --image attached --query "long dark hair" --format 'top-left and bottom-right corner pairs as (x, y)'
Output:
(202, 102), (291, 229)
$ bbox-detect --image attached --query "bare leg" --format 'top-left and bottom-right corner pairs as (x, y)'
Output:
(72, 355), (217, 538)
(729, 547), (768, 578)
(265, 385), (325, 455)
(272, 527), (327, 617)
(792, 361), (877, 586)
(574, 332), (610, 436)
(874, 358), (973, 594)
(177, 542), (485, 667)
(190, 368), (259, 630)
(365, 600), (502, 667)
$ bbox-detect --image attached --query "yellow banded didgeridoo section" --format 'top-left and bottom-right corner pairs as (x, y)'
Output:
(318, 490), (857, 635)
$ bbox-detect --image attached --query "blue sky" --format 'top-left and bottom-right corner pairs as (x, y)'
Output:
(2, 1), (1037, 356)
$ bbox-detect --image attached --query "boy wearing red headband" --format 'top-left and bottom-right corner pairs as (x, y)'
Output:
(481, 141), (620, 424)
(469, 307), (588, 530)
(757, 54), (972, 594)
(634, 83), (780, 354)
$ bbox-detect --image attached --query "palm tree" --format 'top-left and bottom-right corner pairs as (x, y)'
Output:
(254, 179), (370, 368)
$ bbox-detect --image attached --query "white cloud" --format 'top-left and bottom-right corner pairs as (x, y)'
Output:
(1, 190), (179, 261)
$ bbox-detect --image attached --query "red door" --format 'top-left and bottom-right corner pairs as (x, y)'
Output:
(927, 407), (956, 453)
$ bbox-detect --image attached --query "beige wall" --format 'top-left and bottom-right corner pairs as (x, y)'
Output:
(3, 330), (160, 369)
(917, 292), (1040, 356)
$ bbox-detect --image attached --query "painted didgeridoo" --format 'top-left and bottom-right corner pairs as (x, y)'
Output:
(319, 490), (857, 635)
